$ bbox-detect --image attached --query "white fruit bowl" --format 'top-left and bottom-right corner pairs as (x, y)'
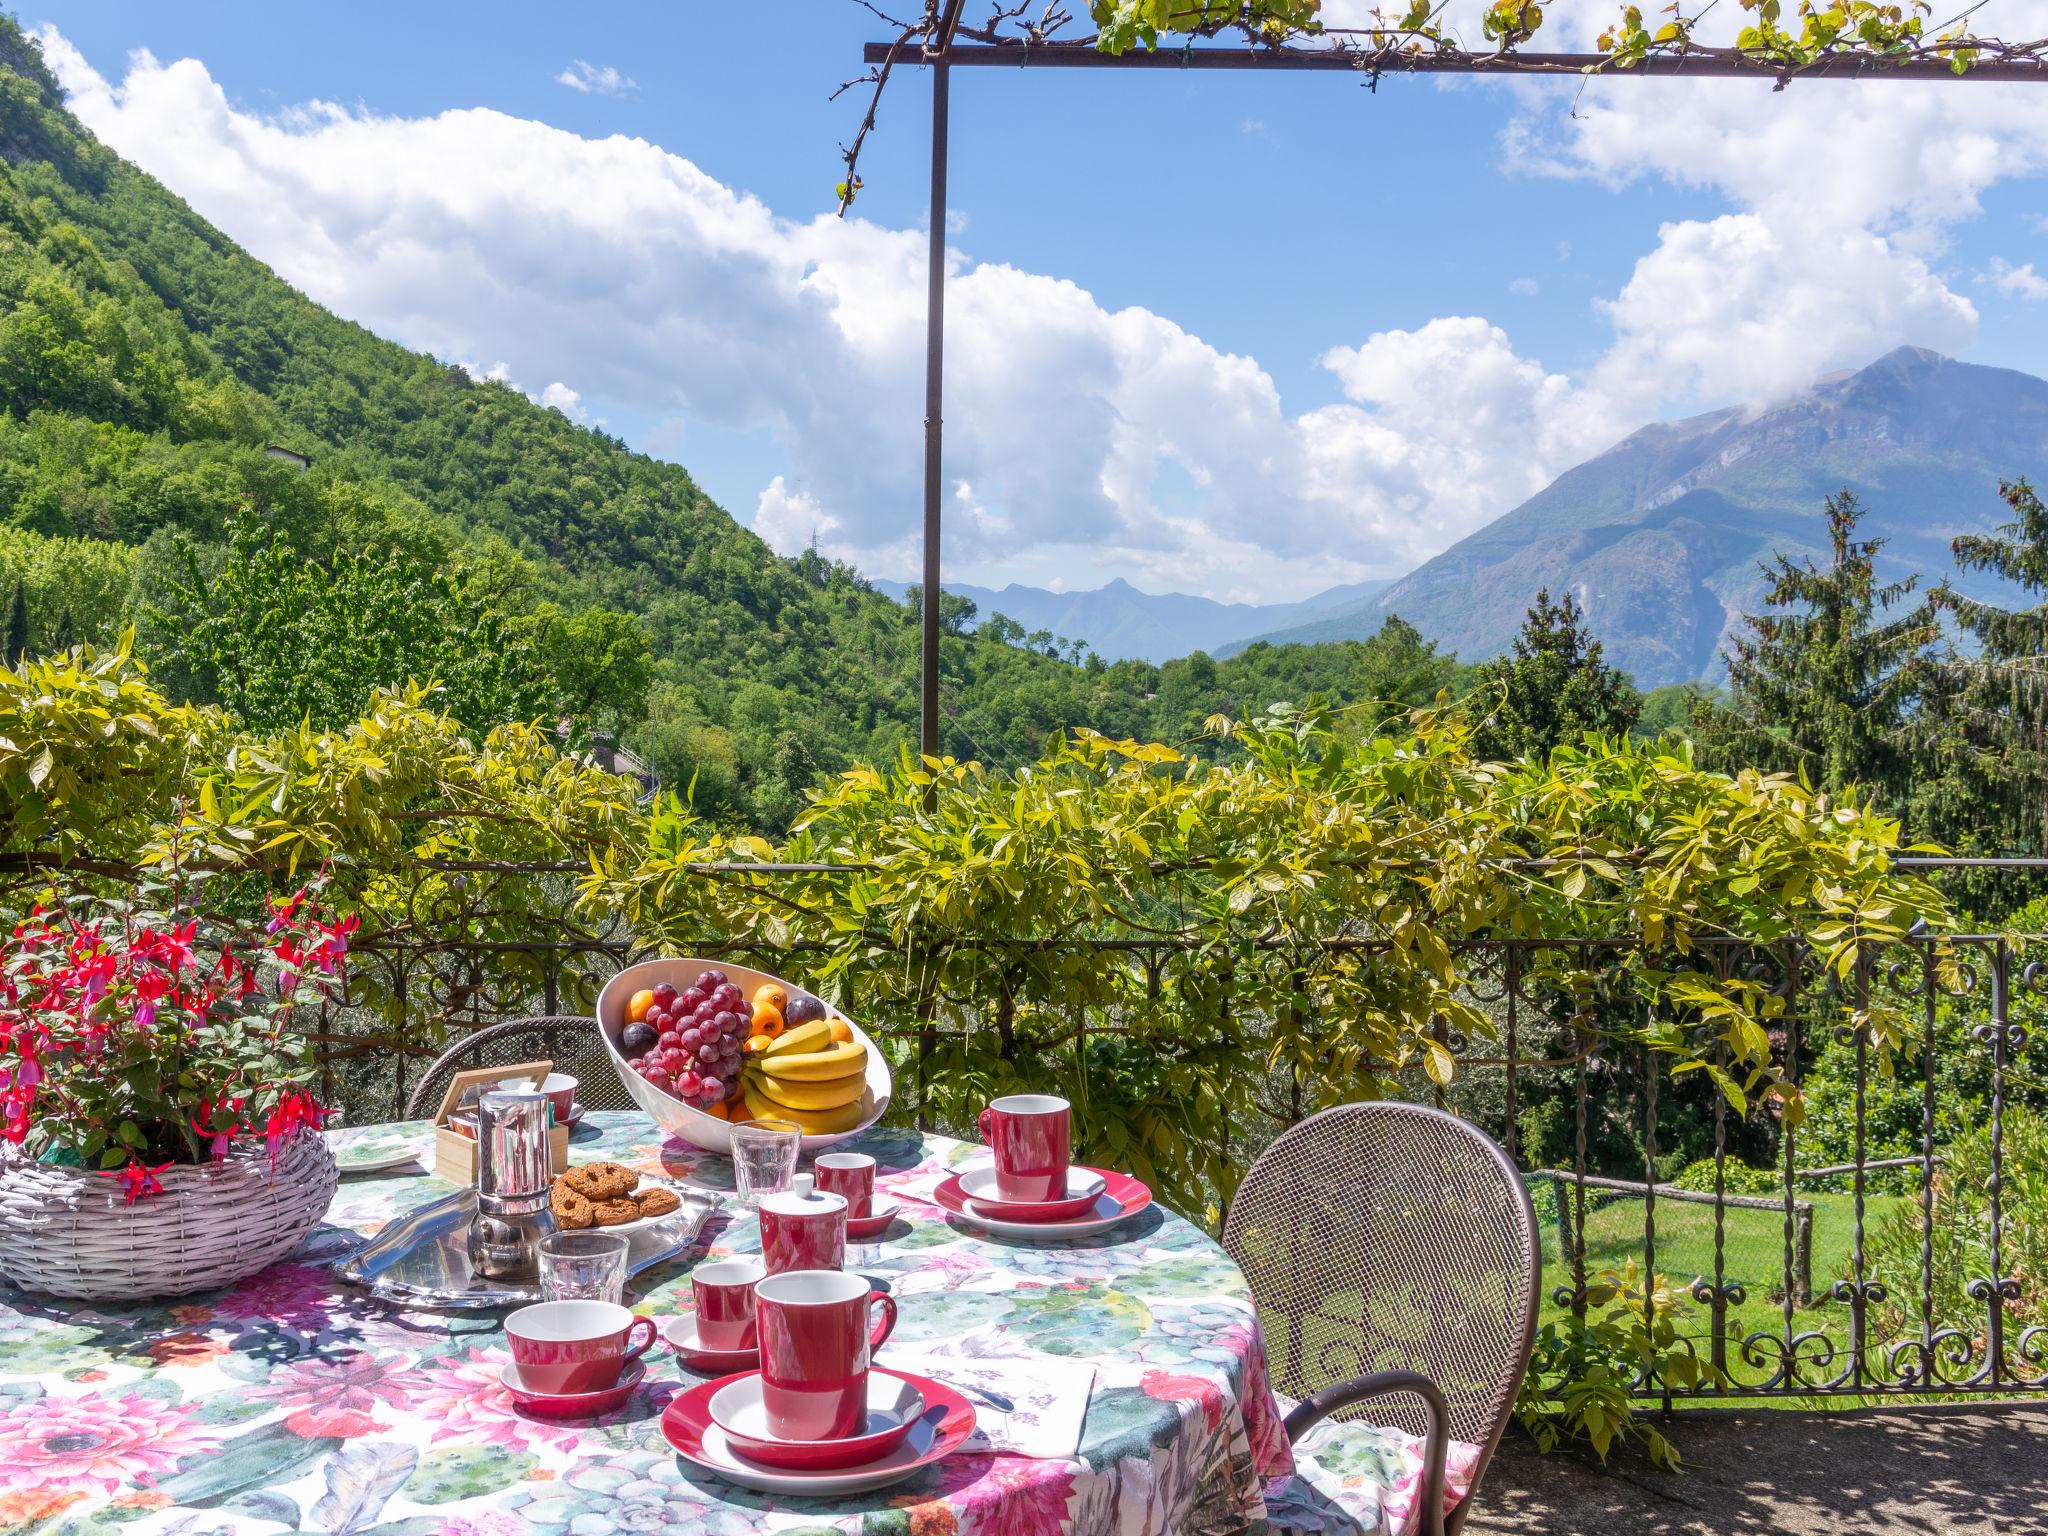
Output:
(596, 958), (891, 1155)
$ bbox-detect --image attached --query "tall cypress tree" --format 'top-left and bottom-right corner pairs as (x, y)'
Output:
(1706, 489), (1935, 806)
(1471, 588), (1639, 760)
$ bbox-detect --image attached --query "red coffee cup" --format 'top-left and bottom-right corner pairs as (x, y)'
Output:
(977, 1093), (1071, 1202)
(813, 1152), (876, 1218)
(759, 1189), (848, 1275)
(755, 1269), (898, 1441)
(692, 1258), (766, 1350)
(540, 1073), (577, 1123)
(503, 1300), (655, 1396)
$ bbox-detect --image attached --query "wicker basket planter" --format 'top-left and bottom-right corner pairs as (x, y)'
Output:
(0, 1128), (338, 1301)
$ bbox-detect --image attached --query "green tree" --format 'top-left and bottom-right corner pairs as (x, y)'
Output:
(144, 501), (551, 732)
(1917, 479), (2048, 856)
(1470, 588), (1640, 760)
(1634, 682), (1716, 743)
(3, 576), (24, 662)
(532, 604), (653, 725)
(1705, 489), (1935, 805)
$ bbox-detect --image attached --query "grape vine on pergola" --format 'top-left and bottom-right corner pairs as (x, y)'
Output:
(845, 1), (2048, 759)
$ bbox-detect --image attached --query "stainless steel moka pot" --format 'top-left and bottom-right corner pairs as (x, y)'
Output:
(467, 1088), (557, 1282)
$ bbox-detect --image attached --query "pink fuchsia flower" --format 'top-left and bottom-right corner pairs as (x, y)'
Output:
(409, 1346), (590, 1455)
(99, 1158), (172, 1204)
(243, 1350), (429, 1438)
(267, 889), (308, 935)
(263, 1091), (325, 1165)
(0, 1390), (218, 1493)
(311, 915), (358, 974)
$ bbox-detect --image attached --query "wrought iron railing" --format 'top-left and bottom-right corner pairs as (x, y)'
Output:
(304, 861), (2048, 1404)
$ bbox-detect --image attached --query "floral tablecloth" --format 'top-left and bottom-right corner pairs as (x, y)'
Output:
(0, 1112), (1301, 1536)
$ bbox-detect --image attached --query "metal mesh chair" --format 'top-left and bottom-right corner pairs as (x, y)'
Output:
(1224, 1102), (1539, 1536)
(403, 1016), (633, 1121)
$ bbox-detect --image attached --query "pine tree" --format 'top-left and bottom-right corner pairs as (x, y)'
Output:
(1706, 489), (1935, 805)
(1915, 479), (2048, 856)
(1470, 588), (1639, 760)
(3, 579), (27, 664)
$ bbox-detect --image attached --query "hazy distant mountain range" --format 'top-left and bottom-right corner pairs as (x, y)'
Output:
(871, 575), (1391, 664)
(944, 348), (2048, 687)
(1262, 348), (2048, 688)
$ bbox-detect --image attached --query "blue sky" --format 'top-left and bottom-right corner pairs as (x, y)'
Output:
(26, 1), (2048, 602)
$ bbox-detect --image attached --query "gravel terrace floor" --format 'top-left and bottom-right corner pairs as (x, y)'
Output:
(1465, 1404), (2048, 1535)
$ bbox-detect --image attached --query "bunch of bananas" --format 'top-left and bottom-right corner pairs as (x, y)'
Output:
(738, 1017), (870, 1134)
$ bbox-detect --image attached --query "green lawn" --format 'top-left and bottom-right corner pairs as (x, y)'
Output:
(1534, 1180), (1909, 1395)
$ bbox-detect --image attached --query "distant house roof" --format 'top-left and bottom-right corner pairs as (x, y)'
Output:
(263, 444), (312, 470)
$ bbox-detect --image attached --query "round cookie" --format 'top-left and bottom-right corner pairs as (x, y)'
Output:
(635, 1186), (682, 1219)
(549, 1181), (595, 1229)
(563, 1161), (638, 1201)
(591, 1198), (640, 1227)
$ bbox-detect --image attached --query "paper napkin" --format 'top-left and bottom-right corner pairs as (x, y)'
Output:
(879, 1336), (1096, 1460)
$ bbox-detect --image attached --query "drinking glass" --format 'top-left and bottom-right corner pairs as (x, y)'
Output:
(539, 1231), (630, 1304)
(731, 1118), (802, 1204)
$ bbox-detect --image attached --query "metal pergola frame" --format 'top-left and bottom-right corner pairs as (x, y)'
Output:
(872, 11), (2044, 759)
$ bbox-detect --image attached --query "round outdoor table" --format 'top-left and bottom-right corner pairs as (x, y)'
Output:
(0, 1112), (1298, 1536)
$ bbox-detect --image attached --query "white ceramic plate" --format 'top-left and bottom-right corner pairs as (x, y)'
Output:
(596, 958), (891, 1154)
(668, 1398), (951, 1494)
(326, 1126), (425, 1174)
(554, 1170), (697, 1236)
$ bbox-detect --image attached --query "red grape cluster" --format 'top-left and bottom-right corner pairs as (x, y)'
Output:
(619, 970), (753, 1109)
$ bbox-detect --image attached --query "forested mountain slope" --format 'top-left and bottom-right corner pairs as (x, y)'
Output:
(0, 20), (1462, 826)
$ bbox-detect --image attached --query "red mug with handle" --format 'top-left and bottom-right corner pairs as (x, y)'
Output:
(755, 1269), (899, 1440)
(503, 1300), (656, 1395)
(978, 1093), (1071, 1202)
(691, 1258), (767, 1350)
(813, 1152), (876, 1218)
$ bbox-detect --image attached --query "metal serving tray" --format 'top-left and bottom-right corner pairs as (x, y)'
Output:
(331, 1184), (719, 1309)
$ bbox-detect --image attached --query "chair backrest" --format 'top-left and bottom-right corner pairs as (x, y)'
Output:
(1223, 1101), (1540, 1451)
(403, 1016), (634, 1121)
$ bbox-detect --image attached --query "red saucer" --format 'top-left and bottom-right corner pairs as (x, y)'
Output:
(662, 1366), (975, 1490)
(845, 1199), (902, 1240)
(500, 1357), (644, 1416)
(664, 1315), (761, 1375)
(708, 1368), (926, 1469)
(933, 1166), (1152, 1237)
(958, 1165), (1107, 1221)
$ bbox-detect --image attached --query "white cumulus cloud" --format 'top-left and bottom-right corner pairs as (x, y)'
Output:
(30, 15), (2048, 601)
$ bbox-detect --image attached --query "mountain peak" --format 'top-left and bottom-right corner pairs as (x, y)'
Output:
(1866, 344), (1950, 371)
(1361, 348), (2048, 689)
